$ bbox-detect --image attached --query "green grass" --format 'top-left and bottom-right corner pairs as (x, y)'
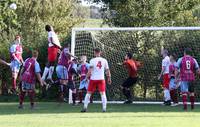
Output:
(0, 102), (200, 127)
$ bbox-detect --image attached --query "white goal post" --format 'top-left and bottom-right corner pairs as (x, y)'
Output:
(69, 27), (200, 104)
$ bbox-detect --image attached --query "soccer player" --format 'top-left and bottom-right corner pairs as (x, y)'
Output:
(169, 54), (178, 106)
(56, 46), (71, 102)
(158, 49), (171, 106)
(77, 55), (93, 104)
(10, 35), (24, 93)
(67, 59), (79, 105)
(121, 53), (142, 104)
(18, 50), (43, 109)
(81, 48), (111, 112)
(42, 25), (61, 83)
(175, 48), (200, 110)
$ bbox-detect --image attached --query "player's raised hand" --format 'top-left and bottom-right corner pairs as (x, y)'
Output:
(58, 49), (61, 54)
(136, 61), (143, 67)
(107, 77), (112, 85)
(117, 62), (123, 66)
(6, 63), (11, 66)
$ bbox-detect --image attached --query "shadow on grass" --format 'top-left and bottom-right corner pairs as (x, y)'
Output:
(0, 102), (200, 116)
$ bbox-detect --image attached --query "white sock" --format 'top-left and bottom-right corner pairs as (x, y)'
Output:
(164, 89), (167, 101)
(164, 89), (171, 101)
(84, 93), (91, 109)
(101, 93), (107, 111)
(47, 66), (54, 79)
(42, 67), (49, 80)
(166, 89), (171, 101)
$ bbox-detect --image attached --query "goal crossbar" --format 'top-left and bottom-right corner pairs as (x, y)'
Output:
(72, 27), (200, 32)
(71, 26), (200, 56)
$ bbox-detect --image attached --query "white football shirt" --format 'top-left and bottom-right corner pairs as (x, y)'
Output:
(90, 57), (109, 80)
(48, 31), (60, 47)
(162, 56), (170, 74)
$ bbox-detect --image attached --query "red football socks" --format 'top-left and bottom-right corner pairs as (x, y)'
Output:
(12, 78), (17, 90)
(19, 92), (25, 105)
(190, 95), (195, 109)
(182, 94), (187, 110)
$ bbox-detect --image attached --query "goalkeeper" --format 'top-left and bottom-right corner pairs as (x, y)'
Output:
(121, 53), (142, 104)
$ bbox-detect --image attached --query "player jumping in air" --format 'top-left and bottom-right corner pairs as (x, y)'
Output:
(56, 46), (71, 103)
(77, 55), (93, 104)
(18, 50), (43, 109)
(158, 49), (171, 106)
(121, 53), (142, 104)
(81, 48), (111, 112)
(175, 48), (200, 110)
(10, 35), (24, 94)
(42, 25), (61, 83)
(169, 54), (179, 106)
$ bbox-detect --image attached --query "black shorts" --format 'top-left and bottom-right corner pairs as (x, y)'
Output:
(188, 82), (195, 93)
(122, 77), (138, 88)
(67, 81), (76, 90)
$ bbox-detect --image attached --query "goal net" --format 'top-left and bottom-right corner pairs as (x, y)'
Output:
(70, 27), (200, 102)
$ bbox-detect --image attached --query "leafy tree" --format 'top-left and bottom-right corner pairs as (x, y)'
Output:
(0, 0), (19, 35)
(88, 0), (199, 26)
(0, 0), (84, 96)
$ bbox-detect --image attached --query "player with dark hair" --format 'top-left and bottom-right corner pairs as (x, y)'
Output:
(42, 25), (61, 83)
(121, 53), (142, 104)
(158, 49), (171, 105)
(81, 48), (111, 112)
(77, 55), (93, 104)
(18, 50), (43, 109)
(67, 59), (79, 105)
(169, 54), (179, 106)
(175, 48), (200, 110)
(10, 35), (24, 94)
(56, 45), (71, 102)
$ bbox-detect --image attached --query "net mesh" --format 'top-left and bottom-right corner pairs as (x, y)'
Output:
(72, 29), (200, 101)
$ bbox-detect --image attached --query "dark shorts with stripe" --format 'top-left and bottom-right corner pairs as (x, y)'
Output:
(122, 77), (138, 88)
(67, 81), (76, 90)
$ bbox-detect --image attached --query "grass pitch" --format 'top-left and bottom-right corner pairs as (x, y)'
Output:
(0, 102), (200, 127)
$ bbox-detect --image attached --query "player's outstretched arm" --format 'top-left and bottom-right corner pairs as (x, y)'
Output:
(67, 52), (78, 59)
(19, 67), (25, 81)
(0, 59), (10, 66)
(36, 73), (44, 87)
(158, 66), (165, 80)
(174, 68), (180, 85)
(136, 61), (143, 68)
(106, 69), (112, 85)
(86, 67), (93, 79)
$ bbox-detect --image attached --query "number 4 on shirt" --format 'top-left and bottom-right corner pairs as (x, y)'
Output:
(97, 61), (102, 69)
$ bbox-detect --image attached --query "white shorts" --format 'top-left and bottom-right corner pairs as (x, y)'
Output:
(10, 60), (21, 73)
